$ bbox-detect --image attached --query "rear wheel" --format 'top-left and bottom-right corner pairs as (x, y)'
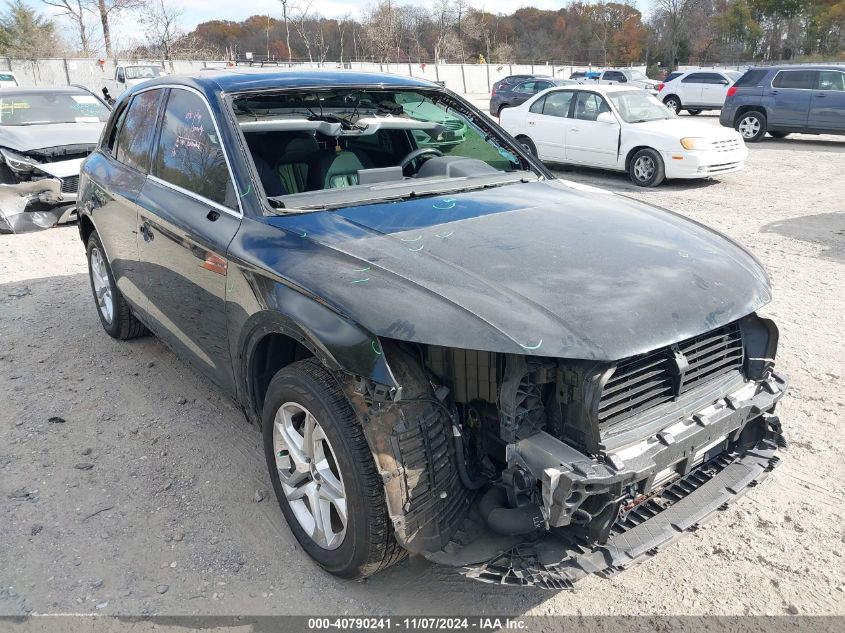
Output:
(629, 148), (665, 187)
(663, 95), (681, 114)
(86, 231), (147, 340)
(516, 135), (536, 156)
(768, 131), (790, 139)
(687, 109), (702, 116)
(262, 359), (405, 578)
(736, 110), (767, 142)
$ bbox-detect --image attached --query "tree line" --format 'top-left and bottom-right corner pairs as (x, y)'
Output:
(1, 0), (844, 69)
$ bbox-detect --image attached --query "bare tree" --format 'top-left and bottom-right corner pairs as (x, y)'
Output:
(430, 0), (454, 63)
(278, 0), (292, 63)
(42, 0), (93, 53)
(652, 0), (701, 69)
(92, 0), (143, 60)
(141, 0), (182, 60)
(290, 0), (315, 63)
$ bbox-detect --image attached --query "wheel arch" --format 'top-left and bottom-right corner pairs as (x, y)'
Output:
(237, 308), (398, 425)
(78, 213), (96, 246)
(734, 105), (767, 126)
(624, 145), (659, 172)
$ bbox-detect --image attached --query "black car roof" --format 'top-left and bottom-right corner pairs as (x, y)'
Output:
(760, 65), (845, 72)
(138, 69), (439, 94)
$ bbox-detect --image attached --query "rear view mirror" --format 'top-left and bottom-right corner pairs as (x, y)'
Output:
(596, 112), (617, 124)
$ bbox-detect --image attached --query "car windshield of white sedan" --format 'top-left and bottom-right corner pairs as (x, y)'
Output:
(233, 88), (534, 211)
(608, 91), (674, 123)
(0, 93), (110, 126)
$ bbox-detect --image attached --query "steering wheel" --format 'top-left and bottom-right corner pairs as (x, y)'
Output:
(399, 147), (443, 173)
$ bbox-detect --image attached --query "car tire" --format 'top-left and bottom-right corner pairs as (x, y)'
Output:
(629, 148), (665, 187)
(86, 231), (147, 340)
(516, 135), (537, 156)
(687, 109), (702, 116)
(736, 110), (767, 142)
(663, 95), (682, 114)
(768, 131), (789, 139)
(262, 358), (406, 579)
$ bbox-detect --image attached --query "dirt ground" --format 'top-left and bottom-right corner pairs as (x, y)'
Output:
(1, 115), (844, 618)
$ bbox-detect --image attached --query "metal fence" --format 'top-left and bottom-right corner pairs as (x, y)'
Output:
(1, 57), (647, 95)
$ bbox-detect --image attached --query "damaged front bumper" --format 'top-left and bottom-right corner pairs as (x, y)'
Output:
(464, 371), (787, 588)
(0, 178), (77, 234)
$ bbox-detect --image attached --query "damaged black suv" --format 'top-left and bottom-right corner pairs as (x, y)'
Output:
(77, 70), (787, 587)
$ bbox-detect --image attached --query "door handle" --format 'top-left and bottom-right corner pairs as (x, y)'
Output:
(769, 90), (779, 96)
(570, 128), (580, 132)
(206, 209), (220, 222)
(815, 93), (826, 98)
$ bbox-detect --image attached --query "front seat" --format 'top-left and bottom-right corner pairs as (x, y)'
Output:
(276, 134), (319, 194)
(317, 150), (366, 189)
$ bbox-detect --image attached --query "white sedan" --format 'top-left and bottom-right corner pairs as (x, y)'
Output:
(499, 85), (748, 187)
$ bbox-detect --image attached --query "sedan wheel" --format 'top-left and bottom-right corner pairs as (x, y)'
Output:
(273, 401), (347, 550)
(629, 148), (665, 187)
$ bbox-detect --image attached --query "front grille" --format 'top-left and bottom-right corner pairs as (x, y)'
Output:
(61, 175), (79, 194)
(598, 322), (744, 426)
(712, 139), (741, 152)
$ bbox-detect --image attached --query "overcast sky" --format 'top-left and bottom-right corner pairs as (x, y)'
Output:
(30, 0), (650, 49)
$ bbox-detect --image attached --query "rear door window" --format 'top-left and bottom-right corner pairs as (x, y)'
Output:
(734, 69), (768, 87)
(151, 88), (236, 209)
(772, 70), (818, 90)
(114, 89), (163, 172)
(513, 81), (537, 94)
(682, 72), (708, 84)
(542, 91), (574, 117)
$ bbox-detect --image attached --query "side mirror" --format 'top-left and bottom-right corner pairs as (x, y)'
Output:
(596, 112), (617, 124)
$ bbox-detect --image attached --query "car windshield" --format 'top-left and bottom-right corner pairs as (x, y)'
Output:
(608, 90), (674, 123)
(0, 93), (109, 126)
(628, 70), (648, 80)
(233, 87), (537, 212)
(125, 66), (164, 80)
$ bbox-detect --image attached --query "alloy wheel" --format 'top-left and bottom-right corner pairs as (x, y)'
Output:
(89, 246), (113, 324)
(738, 116), (761, 139)
(273, 401), (348, 550)
(633, 155), (655, 182)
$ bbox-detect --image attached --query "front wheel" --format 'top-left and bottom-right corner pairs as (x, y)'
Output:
(262, 359), (405, 578)
(629, 148), (665, 187)
(86, 231), (147, 340)
(736, 111), (767, 142)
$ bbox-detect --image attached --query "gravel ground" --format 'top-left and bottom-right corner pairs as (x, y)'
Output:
(1, 115), (843, 618)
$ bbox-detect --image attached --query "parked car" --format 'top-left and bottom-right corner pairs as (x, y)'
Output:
(500, 84), (748, 186)
(102, 63), (167, 102)
(78, 70), (786, 587)
(588, 68), (660, 93)
(0, 71), (19, 88)
(490, 73), (548, 96)
(490, 77), (579, 116)
(720, 65), (845, 141)
(658, 69), (743, 115)
(0, 87), (110, 233)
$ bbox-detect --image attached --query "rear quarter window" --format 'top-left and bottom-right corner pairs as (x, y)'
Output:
(734, 69), (769, 87)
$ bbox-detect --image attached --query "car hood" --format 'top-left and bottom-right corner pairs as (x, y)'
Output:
(266, 179), (771, 361)
(631, 118), (740, 141)
(0, 122), (104, 152)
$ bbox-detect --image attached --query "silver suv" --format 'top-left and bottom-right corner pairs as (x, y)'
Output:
(658, 69), (743, 115)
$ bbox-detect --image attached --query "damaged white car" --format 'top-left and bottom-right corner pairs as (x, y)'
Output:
(0, 87), (110, 234)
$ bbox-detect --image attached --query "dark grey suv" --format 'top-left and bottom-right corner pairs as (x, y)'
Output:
(720, 65), (845, 141)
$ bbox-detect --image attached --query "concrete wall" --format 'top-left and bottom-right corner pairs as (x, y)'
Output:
(2, 57), (646, 95)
